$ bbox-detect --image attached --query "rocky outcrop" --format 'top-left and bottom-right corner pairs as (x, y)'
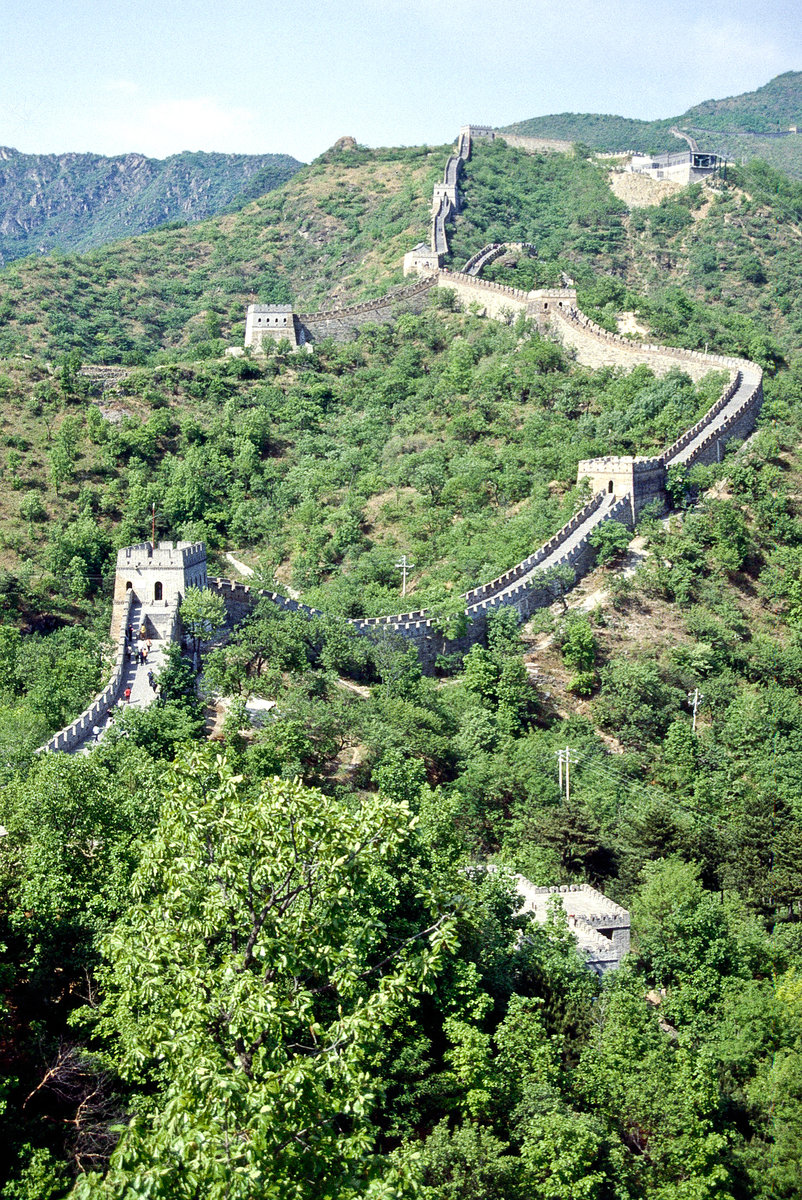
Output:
(0, 147), (303, 264)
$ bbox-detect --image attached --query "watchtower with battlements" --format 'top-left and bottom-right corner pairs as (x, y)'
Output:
(245, 304), (298, 352)
(111, 541), (207, 641)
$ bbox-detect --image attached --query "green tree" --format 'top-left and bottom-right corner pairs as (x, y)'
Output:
(179, 586), (227, 668)
(588, 519), (631, 567)
(560, 616), (597, 672)
(77, 749), (456, 1199)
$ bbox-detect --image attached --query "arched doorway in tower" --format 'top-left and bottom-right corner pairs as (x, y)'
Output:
(154, 581), (163, 601)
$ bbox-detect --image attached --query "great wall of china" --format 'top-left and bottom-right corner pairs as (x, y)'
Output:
(44, 126), (764, 753)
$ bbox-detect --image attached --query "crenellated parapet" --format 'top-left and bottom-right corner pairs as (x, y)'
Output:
(462, 241), (536, 276)
(482, 872), (630, 973)
(111, 540), (207, 643)
(245, 304), (298, 351)
(244, 280), (437, 351)
(40, 589), (133, 754)
(464, 492), (608, 607)
(550, 305), (753, 382)
(49, 123), (769, 752)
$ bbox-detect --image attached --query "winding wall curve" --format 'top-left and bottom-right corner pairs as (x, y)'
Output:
(47, 127), (769, 746)
(211, 135), (764, 671)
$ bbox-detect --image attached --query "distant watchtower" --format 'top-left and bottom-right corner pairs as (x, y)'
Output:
(245, 304), (298, 352)
(111, 541), (207, 641)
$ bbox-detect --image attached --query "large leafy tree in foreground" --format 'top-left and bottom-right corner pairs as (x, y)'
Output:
(78, 750), (456, 1199)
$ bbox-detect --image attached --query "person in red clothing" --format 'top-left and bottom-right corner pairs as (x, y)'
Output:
(124, 687), (131, 703)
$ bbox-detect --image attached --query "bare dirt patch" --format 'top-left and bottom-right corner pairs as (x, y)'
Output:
(616, 311), (650, 337)
(608, 171), (684, 209)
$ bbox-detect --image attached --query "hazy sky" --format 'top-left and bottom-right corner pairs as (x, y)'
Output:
(3, 0), (801, 161)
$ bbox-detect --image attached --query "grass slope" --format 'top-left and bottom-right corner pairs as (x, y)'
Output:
(0, 144), (445, 364)
(3, 139), (802, 621)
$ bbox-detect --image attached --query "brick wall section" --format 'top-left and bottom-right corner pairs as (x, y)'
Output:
(464, 492), (607, 606)
(554, 301), (764, 497)
(40, 589), (133, 754)
(430, 132), (472, 257)
(504, 877), (630, 971)
(497, 133), (574, 155)
(465, 494), (634, 622)
(205, 491), (634, 672)
(462, 241), (537, 276)
(550, 306), (751, 383)
(437, 268), (532, 319)
(297, 279), (435, 342)
(665, 367), (763, 468)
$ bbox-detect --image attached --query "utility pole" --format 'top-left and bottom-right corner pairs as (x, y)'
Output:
(394, 554), (415, 597)
(688, 688), (704, 733)
(151, 502), (156, 545)
(556, 747), (577, 802)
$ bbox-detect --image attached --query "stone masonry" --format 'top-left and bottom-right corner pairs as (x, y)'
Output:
(244, 304), (299, 351)
(514, 881), (631, 974)
(44, 124), (767, 753)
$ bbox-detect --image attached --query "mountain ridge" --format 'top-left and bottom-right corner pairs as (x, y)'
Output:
(0, 146), (303, 265)
(501, 71), (802, 176)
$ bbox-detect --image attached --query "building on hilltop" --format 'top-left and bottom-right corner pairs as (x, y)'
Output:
(403, 242), (443, 276)
(461, 124), (494, 141)
(482, 870), (630, 974)
(244, 303), (299, 352)
(576, 454), (667, 523)
(626, 149), (725, 184)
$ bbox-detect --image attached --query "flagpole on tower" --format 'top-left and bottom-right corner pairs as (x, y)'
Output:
(152, 503), (156, 545)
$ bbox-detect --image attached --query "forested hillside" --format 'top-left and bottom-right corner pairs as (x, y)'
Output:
(502, 70), (802, 177)
(4, 132), (802, 1198)
(0, 146), (303, 265)
(0, 142), (444, 362)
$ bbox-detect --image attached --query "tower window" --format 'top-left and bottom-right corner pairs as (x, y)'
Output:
(154, 581), (163, 601)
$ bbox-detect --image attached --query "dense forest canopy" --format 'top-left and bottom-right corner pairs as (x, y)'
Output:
(3, 125), (802, 1197)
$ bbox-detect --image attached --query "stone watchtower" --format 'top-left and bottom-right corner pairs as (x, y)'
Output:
(575, 455), (667, 523)
(244, 304), (298, 352)
(111, 541), (207, 642)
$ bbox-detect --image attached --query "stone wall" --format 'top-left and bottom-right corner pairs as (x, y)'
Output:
(497, 132), (573, 155)
(462, 241), (536, 276)
(668, 371), (764, 469)
(78, 365), (134, 394)
(575, 456), (667, 520)
(464, 492), (608, 607)
(205, 489), (634, 674)
(466, 494), (634, 623)
(659, 372), (744, 462)
(550, 306), (749, 382)
(112, 540), (206, 640)
(437, 268), (531, 319)
(207, 577), (473, 673)
(40, 589), (133, 754)
(297, 279), (436, 342)
(429, 133), (472, 258)
(245, 304), (298, 351)
(506, 878), (630, 972)
(42, 123), (771, 745)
